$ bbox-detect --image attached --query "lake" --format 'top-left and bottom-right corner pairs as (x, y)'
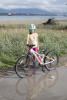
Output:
(0, 15), (67, 20)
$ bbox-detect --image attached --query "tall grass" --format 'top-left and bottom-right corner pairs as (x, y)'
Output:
(0, 24), (67, 68)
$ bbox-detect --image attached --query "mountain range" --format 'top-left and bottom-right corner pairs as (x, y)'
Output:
(0, 8), (67, 15)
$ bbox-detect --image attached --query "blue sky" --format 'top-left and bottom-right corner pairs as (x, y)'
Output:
(0, 0), (67, 12)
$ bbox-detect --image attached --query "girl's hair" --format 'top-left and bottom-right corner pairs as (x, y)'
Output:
(29, 32), (32, 34)
(29, 30), (35, 34)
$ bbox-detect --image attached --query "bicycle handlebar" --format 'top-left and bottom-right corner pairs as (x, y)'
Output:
(26, 44), (35, 48)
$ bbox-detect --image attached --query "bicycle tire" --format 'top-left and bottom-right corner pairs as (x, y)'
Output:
(43, 50), (59, 71)
(15, 55), (34, 78)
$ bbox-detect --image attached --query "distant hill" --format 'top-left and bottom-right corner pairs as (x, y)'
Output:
(10, 8), (52, 15)
(0, 8), (8, 13)
(0, 8), (67, 15)
(0, 8), (54, 15)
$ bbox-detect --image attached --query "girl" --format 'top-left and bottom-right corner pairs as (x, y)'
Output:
(27, 24), (39, 67)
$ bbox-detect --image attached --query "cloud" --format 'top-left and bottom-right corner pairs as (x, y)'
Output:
(0, 0), (67, 12)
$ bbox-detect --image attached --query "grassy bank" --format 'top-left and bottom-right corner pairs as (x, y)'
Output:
(0, 24), (67, 68)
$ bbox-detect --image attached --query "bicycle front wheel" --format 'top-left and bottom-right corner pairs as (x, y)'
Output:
(15, 56), (34, 78)
(43, 50), (59, 71)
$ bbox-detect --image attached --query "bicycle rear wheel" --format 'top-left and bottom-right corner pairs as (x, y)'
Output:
(15, 56), (34, 78)
(43, 50), (59, 71)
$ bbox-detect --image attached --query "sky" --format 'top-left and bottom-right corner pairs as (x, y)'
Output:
(0, 0), (67, 12)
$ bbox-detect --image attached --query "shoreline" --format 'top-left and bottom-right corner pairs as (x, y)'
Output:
(0, 19), (67, 24)
(0, 19), (47, 24)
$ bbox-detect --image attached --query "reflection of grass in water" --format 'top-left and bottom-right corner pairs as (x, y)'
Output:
(0, 24), (67, 68)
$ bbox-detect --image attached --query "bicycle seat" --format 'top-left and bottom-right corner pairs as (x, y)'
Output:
(42, 49), (47, 53)
(27, 44), (35, 48)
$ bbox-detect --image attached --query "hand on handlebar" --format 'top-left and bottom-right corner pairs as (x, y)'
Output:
(26, 44), (35, 48)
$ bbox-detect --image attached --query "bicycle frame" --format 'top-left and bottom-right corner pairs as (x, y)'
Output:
(30, 48), (44, 64)
(30, 48), (56, 65)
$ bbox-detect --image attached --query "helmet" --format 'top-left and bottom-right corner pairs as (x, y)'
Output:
(29, 24), (36, 30)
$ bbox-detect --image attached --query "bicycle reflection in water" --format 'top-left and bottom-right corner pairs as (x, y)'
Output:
(16, 69), (59, 100)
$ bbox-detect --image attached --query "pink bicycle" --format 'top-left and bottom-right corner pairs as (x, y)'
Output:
(15, 45), (59, 78)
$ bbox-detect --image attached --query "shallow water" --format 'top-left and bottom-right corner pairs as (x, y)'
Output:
(0, 66), (67, 100)
(0, 15), (67, 20)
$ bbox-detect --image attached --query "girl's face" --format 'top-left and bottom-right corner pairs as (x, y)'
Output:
(29, 29), (35, 34)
